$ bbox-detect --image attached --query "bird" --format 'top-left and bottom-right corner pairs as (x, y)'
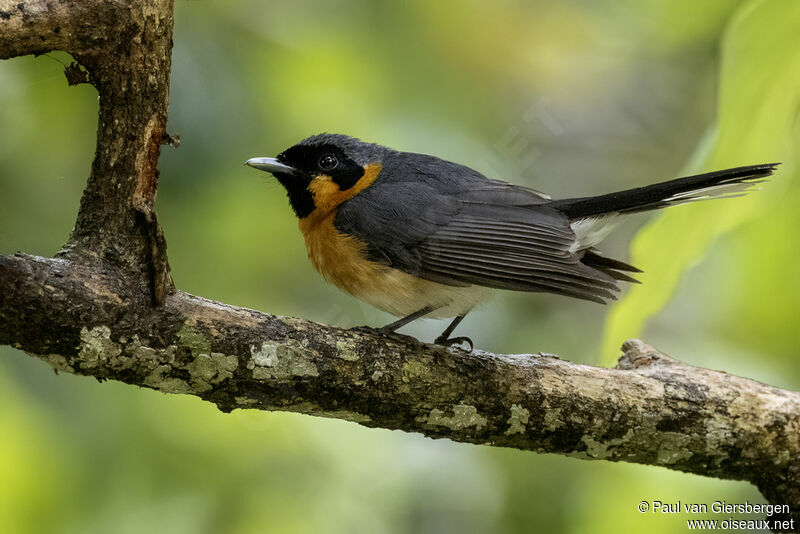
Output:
(246, 134), (777, 349)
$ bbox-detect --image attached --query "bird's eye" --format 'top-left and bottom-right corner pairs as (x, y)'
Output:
(318, 154), (338, 170)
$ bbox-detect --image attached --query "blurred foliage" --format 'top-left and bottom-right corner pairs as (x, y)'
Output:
(602, 0), (800, 367)
(1, 0), (797, 532)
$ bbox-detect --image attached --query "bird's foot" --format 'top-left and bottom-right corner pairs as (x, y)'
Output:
(350, 324), (396, 336)
(351, 325), (419, 345)
(434, 335), (474, 351)
(351, 325), (379, 335)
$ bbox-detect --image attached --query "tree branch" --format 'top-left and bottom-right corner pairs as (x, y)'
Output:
(1, 0), (798, 530)
(2, 252), (799, 522)
(1, 0), (108, 59)
(1, 0), (174, 304)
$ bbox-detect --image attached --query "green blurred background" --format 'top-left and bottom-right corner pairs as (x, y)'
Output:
(1, 0), (798, 532)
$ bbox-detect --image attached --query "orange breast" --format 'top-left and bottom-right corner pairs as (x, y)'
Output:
(300, 213), (383, 296)
(297, 162), (386, 298)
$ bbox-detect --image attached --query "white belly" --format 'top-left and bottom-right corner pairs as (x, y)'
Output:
(350, 268), (493, 318)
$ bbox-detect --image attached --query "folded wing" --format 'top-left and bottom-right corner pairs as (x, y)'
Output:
(335, 181), (624, 303)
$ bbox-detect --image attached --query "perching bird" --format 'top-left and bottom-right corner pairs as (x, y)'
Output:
(246, 134), (776, 348)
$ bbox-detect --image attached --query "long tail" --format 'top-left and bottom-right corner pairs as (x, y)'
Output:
(546, 163), (779, 286)
(549, 163), (779, 220)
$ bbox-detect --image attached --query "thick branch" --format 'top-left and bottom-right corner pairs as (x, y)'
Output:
(1, 0), (174, 303)
(1, 252), (798, 523)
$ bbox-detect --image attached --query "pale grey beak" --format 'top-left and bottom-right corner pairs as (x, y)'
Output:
(244, 157), (297, 175)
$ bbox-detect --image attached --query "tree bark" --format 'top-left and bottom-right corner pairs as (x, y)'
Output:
(1, 1), (798, 530)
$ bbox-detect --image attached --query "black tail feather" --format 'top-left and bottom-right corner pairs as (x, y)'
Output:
(581, 250), (642, 273)
(581, 250), (642, 284)
(550, 163), (779, 220)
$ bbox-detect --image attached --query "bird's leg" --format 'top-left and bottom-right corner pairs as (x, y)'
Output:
(379, 305), (437, 333)
(434, 314), (473, 350)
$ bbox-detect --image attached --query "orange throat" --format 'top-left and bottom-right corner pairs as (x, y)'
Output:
(298, 163), (382, 230)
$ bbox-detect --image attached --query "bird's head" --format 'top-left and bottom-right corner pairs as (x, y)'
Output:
(246, 133), (388, 220)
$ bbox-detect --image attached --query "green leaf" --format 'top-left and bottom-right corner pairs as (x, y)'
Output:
(600, 0), (800, 365)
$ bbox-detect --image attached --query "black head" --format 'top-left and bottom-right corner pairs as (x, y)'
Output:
(246, 134), (390, 219)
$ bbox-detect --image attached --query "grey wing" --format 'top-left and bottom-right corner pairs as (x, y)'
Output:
(335, 181), (621, 303)
(417, 202), (621, 302)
